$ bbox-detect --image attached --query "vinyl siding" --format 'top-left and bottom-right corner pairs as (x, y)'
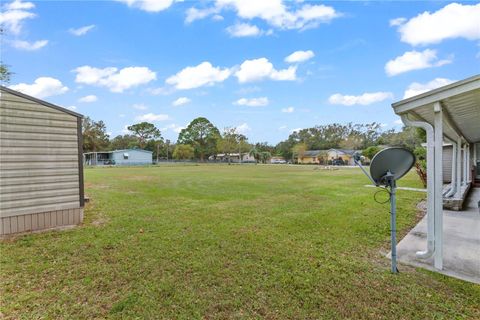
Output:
(443, 145), (453, 183)
(0, 91), (81, 219)
(111, 150), (152, 165)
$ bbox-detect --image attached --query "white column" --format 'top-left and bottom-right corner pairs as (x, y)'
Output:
(445, 141), (457, 198)
(433, 102), (443, 270)
(466, 144), (470, 183)
(463, 144), (467, 186)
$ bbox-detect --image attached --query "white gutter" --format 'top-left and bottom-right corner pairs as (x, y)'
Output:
(401, 115), (435, 258)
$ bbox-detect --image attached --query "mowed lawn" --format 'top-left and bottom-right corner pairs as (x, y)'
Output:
(1, 165), (479, 319)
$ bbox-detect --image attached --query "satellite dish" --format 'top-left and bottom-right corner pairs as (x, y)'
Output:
(353, 147), (416, 273)
(370, 148), (415, 186)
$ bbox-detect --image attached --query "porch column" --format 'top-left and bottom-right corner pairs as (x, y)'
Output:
(466, 144), (470, 183)
(433, 102), (443, 270)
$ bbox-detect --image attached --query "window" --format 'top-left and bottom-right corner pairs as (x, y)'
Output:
(123, 153), (129, 160)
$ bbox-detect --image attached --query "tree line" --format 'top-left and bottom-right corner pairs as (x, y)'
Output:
(82, 117), (425, 163)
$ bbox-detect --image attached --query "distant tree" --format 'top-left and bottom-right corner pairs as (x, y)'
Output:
(173, 144), (194, 160)
(109, 134), (140, 150)
(292, 142), (307, 164)
(0, 29), (12, 83)
(340, 133), (364, 150)
(217, 127), (240, 165)
(82, 117), (110, 152)
(249, 147), (261, 164)
(362, 146), (381, 161)
(260, 151), (272, 164)
(177, 117), (220, 161)
(127, 122), (161, 149)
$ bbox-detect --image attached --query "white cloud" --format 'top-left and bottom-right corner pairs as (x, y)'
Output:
(285, 50), (314, 63)
(403, 78), (455, 99)
(0, 0), (36, 34)
(65, 105), (77, 111)
(172, 97), (191, 106)
(78, 95), (98, 103)
(132, 103), (148, 110)
(74, 65), (156, 92)
(161, 123), (185, 133)
(166, 61), (231, 90)
(9, 77), (68, 99)
(69, 24), (95, 36)
(234, 97), (269, 107)
(328, 91), (393, 106)
(185, 6), (220, 23)
(235, 58), (296, 83)
(10, 39), (47, 50)
(389, 17), (406, 27)
(135, 113), (170, 122)
(199, 0), (340, 31)
(226, 23), (263, 37)
(281, 106), (294, 113)
(393, 3), (480, 46)
(117, 0), (175, 12)
(278, 125), (287, 130)
(394, 119), (403, 125)
(385, 49), (452, 77)
(236, 123), (251, 134)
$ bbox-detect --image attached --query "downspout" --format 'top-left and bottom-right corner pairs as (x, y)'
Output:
(401, 115), (435, 258)
(445, 138), (457, 198)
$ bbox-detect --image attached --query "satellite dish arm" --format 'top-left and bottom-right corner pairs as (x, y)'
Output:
(353, 154), (377, 186)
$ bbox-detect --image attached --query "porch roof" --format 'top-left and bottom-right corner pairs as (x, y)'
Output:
(392, 74), (480, 143)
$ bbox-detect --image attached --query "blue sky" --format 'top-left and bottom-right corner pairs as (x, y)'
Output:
(2, 0), (479, 144)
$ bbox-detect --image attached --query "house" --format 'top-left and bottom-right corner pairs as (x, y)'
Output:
(297, 150), (327, 164)
(209, 153), (255, 163)
(326, 149), (358, 165)
(0, 86), (84, 236)
(84, 149), (153, 166)
(392, 74), (480, 283)
(270, 156), (286, 164)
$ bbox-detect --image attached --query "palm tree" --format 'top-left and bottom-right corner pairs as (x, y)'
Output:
(260, 151), (271, 164)
(249, 147), (260, 164)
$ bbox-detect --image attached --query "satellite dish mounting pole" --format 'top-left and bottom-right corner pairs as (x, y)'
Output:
(384, 171), (398, 273)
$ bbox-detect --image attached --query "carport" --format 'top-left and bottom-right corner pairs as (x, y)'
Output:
(392, 74), (480, 282)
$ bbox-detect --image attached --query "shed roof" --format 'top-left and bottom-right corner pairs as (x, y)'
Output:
(303, 150), (327, 157)
(392, 74), (480, 143)
(0, 85), (84, 118)
(328, 149), (357, 155)
(84, 149), (153, 155)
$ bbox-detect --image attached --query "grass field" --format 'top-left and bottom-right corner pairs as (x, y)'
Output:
(1, 165), (479, 319)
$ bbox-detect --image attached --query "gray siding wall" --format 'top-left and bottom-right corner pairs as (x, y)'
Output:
(112, 150), (152, 165)
(0, 91), (81, 220)
(443, 145), (453, 183)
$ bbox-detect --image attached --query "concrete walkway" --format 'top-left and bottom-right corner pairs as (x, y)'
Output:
(395, 188), (480, 284)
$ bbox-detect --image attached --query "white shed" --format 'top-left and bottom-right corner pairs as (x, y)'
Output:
(0, 86), (84, 236)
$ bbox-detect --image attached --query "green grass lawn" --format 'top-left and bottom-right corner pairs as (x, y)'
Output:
(1, 165), (479, 319)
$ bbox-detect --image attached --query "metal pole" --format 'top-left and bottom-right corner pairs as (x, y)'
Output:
(389, 177), (398, 273)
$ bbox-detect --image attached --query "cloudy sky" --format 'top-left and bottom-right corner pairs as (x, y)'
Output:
(2, 0), (479, 143)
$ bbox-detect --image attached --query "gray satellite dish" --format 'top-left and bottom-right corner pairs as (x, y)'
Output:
(370, 148), (415, 186)
(353, 147), (415, 273)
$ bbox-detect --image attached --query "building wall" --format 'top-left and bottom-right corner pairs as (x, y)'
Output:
(327, 150), (354, 165)
(112, 150), (152, 165)
(299, 156), (319, 164)
(0, 90), (82, 235)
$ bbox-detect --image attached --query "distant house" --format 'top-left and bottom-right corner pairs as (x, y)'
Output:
(270, 156), (286, 164)
(209, 153), (255, 163)
(297, 150), (327, 164)
(84, 149), (152, 166)
(327, 149), (359, 165)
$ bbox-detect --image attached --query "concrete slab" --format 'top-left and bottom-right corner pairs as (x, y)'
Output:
(395, 188), (480, 284)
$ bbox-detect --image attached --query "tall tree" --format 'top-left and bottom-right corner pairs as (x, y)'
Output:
(292, 142), (307, 163)
(109, 134), (140, 150)
(177, 117), (220, 161)
(82, 117), (110, 152)
(217, 127), (238, 164)
(127, 122), (161, 149)
(173, 144), (194, 160)
(0, 29), (12, 83)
